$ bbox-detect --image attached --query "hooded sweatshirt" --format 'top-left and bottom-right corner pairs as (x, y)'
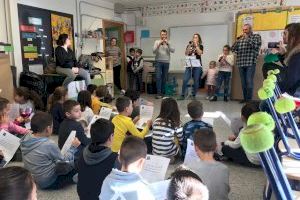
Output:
(99, 168), (155, 200)
(77, 145), (118, 200)
(20, 133), (77, 189)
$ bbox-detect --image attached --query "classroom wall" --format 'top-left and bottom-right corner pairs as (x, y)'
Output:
(5, 0), (119, 84)
(286, 0), (300, 6)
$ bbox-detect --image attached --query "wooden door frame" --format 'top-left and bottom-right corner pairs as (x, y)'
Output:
(103, 20), (126, 89)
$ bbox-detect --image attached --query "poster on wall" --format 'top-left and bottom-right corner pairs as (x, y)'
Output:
(51, 12), (74, 51)
(18, 4), (52, 66)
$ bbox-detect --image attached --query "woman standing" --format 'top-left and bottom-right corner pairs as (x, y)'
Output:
(210, 45), (234, 102)
(105, 37), (124, 94)
(55, 34), (91, 87)
(178, 33), (203, 100)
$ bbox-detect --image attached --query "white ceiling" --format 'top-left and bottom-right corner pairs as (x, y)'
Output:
(101, 0), (198, 8)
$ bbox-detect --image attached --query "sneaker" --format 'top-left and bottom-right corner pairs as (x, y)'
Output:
(155, 95), (163, 99)
(205, 96), (210, 100)
(224, 96), (228, 102)
(177, 96), (185, 100)
(210, 96), (217, 101)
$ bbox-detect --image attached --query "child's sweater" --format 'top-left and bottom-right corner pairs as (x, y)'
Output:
(202, 68), (218, 86)
(0, 122), (28, 135)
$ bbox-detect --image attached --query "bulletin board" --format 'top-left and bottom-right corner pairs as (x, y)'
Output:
(232, 6), (300, 100)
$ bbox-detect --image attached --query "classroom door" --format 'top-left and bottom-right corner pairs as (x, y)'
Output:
(103, 20), (126, 89)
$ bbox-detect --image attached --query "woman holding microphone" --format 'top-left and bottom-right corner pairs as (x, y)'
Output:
(178, 33), (203, 100)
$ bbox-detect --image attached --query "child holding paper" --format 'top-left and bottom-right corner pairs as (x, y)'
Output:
(191, 128), (230, 200)
(0, 97), (30, 135)
(77, 119), (118, 200)
(48, 86), (68, 135)
(152, 97), (183, 161)
(77, 90), (94, 124)
(182, 100), (212, 159)
(111, 96), (152, 152)
(20, 112), (81, 189)
(58, 100), (91, 158)
(91, 85), (114, 114)
(100, 136), (155, 200)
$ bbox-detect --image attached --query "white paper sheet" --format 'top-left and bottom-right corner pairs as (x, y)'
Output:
(184, 139), (201, 166)
(184, 56), (201, 67)
(136, 105), (154, 129)
(289, 15), (300, 23)
(148, 180), (170, 200)
(141, 154), (170, 183)
(61, 131), (76, 156)
(0, 130), (21, 167)
(185, 111), (231, 127)
(99, 107), (113, 120)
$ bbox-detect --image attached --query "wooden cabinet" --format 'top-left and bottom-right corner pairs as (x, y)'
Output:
(0, 54), (14, 101)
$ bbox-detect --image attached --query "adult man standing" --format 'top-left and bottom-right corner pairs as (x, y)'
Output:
(232, 24), (261, 103)
(153, 29), (175, 99)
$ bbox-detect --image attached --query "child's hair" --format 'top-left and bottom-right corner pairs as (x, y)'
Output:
(187, 100), (203, 119)
(0, 97), (9, 116)
(47, 86), (67, 111)
(194, 128), (217, 153)
(241, 102), (260, 121)
(209, 61), (217, 67)
(0, 166), (35, 200)
(95, 85), (108, 99)
(77, 90), (92, 112)
(158, 97), (180, 127)
(87, 84), (97, 95)
(63, 100), (80, 114)
(124, 89), (140, 104)
(15, 87), (44, 111)
(136, 48), (143, 55)
(223, 44), (231, 51)
(31, 111), (53, 133)
(119, 136), (147, 167)
(168, 168), (209, 200)
(90, 118), (114, 145)
(115, 96), (131, 113)
(129, 48), (135, 53)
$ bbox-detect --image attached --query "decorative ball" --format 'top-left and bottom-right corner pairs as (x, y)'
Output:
(258, 87), (274, 100)
(267, 74), (277, 82)
(274, 97), (296, 114)
(267, 70), (275, 76)
(263, 79), (275, 90)
(273, 69), (280, 74)
(247, 112), (275, 131)
(240, 124), (274, 154)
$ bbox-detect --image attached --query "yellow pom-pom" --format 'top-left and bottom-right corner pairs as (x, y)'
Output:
(267, 74), (277, 83)
(258, 87), (274, 100)
(263, 79), (275, 90)
(267, 70), (275, 76)
(247, 112), (275, 131)
(273, 69), (280, 74)
(274, 97), (296, 114)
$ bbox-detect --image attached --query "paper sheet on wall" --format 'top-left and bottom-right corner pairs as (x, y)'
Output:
(99, 107), (113, 120)
(148, 180), (170, 200)
(140, 154), (170, 183)
(184, 139), (201, 166)
(0, 130), (21, 167)
(136, 105), (154, 129)
(61, 131), (76, 156)
(289, 15), (300, 23)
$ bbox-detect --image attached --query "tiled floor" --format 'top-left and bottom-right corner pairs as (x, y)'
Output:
(9, 94), (267, 200)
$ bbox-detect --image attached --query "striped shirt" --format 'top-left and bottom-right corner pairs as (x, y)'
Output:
(152, 118), (183, 157)
(105, 46), (121, 67)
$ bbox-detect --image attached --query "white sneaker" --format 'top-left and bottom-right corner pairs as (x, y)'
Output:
(205, 96), (210, 100)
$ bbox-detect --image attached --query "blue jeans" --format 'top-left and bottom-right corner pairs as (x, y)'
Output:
(155, 62), (169, 95)
(181, 67), (202, 96)
(239, 65), (256, 100)
(215, 71), (231, 97)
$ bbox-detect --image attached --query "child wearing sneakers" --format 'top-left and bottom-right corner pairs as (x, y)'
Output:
(99, 136), (155, 200)
(202, 61), (218, 100)
(182, 100), (212, 158)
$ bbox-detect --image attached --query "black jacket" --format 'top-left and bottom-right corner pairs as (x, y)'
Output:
(50, 102), (64, 135)
(55, 46), (77, 69)
(76, 145), (118, 200)
(58, 118), (91, 158)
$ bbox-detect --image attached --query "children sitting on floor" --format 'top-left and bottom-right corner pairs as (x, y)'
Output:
(190, 128), (230, 200)
(221, 102), (261, 167)
(182, 100), (212, 158)
(0, 97), (30, 135)
(91, 85), (114, 114)
(99, 136), (155, 200)
(111, 96), (151, 152)
(152, 97), (183, 161)
(167, 168), (209, 200)
(20, 112), (80, 189)
(76, 118), (118, 200)
(48, 86), (68, 135)
(58, 100), (91, 158)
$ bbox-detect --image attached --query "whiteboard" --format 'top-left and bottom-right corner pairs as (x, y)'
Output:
(169, 24), (229, 72)
(140, 37), (160, 57)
